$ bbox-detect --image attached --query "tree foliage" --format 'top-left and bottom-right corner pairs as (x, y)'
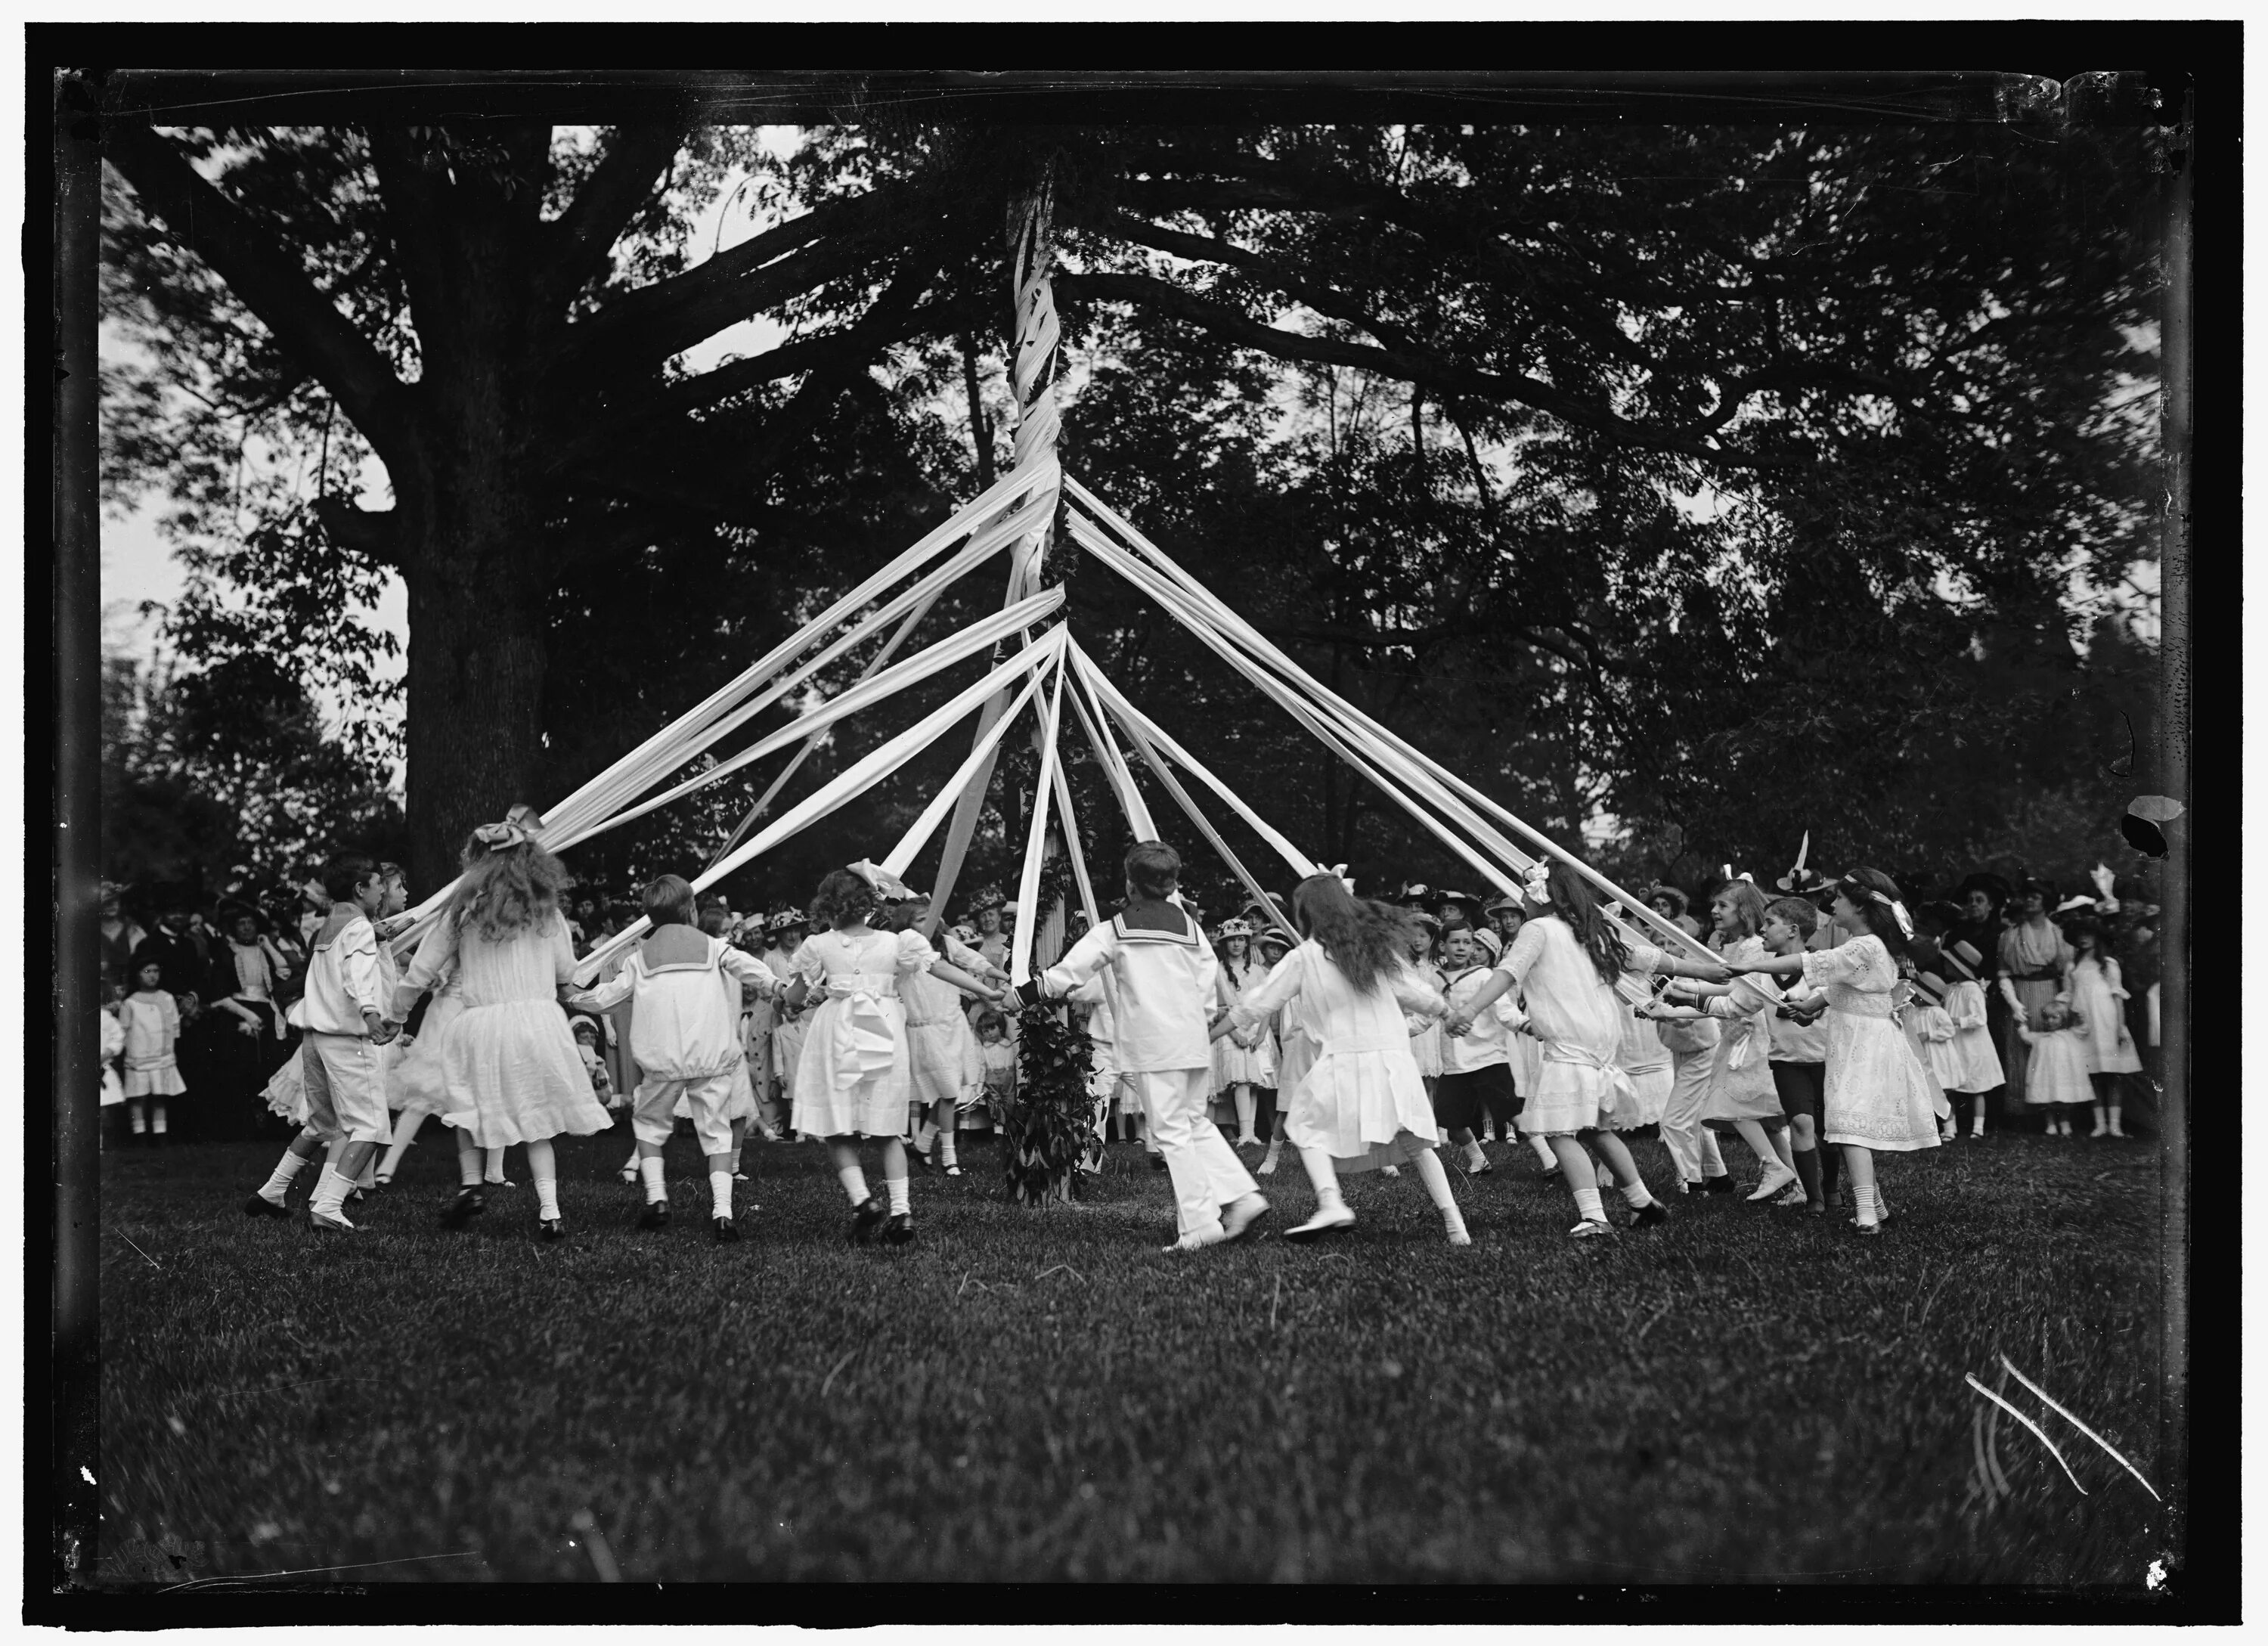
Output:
(101, 112), (2163, 905)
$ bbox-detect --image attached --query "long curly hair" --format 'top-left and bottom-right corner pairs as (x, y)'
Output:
(1288, 873), (1416, 996)
(810, 869), (876, 930)
(1837, 866), (1912, 961)
(1540, 860), (1630, 987)
(448, 833), (571, 944)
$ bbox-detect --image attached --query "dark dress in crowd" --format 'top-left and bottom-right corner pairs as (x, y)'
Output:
(195, 936), (300, 1142)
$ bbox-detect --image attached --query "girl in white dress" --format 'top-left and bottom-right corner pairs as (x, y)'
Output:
(1685, 881), (1801, 1201)
(2062, 917), (2142, 1137)
(1730, 868), (1941, 1235)
(1215, 873), (1469, 1245)
(1209, 921), (1275, 1148)
(119, 957), (186, 1142)
(1932, 935), (2006, 1138)
(389, 820), (610, 1238)
(784, 866), (1000, 1245)
(1447, 860), (1734, 1237)
(2016, 1001), (2096, 1131)
(1405, 916), (1446, 1102)
(894, 892), (1006, 1178)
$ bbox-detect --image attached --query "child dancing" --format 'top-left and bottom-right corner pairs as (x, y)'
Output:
(1213, 874), (1467, 1245)
(1016, 842), (1268, 1252)
(387, 820), (611, 1239)
(564, 875), (786, 1240)
(785, 864), (1001, 1245)
(1728, 868), (1941, 1234)
(1444, 860), (1730, 1237)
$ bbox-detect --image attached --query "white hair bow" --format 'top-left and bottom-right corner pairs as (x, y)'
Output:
(1522, 860), (1551, 904)
(1327, 863), (1354, 894)
(472, 821), (529, 851)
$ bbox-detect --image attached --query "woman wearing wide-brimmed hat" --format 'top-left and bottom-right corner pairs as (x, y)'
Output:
(1646, 883), (1704, 942)
(1995, 877), (2074, 1119)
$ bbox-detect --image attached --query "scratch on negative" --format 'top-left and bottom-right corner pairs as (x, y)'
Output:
(819, 1348), (859, 1400)
(1999, 1356), (2161, 1501)
(117, 1232), (162, 1269)
(1965, 1374), (2085, 1495)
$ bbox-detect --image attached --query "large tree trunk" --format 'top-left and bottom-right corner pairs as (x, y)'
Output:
(387, 130), (555, 894)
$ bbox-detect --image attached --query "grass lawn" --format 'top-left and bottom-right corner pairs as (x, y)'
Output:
(92, 1120), (2170, 1588)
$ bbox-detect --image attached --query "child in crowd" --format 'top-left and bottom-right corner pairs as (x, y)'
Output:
(1934, 937), (2006, 1139)
(2062, 916), (2141, 1138)
(242, 855), (400, 1230)
(785, 863), (1001, 1247)
(100, 983), (128, 1142)
(1250, 927), (1300, 1176)
(761, 910), (809, 1139)
(974, 1006), (1018, 1134)
(1210, 919), (1275, 1149)
(564, 874), (785, 1242)
(897, 888), (1006, 1179)
(1729, 868), (1941, 1235)
(1755, 896), (1833, 1212)
(1434, 924), (1523, 1178)
(572, 1016), (618, 1107)
(1020, 842), (1268, 1253)
(119, 957), (186, 1145)
(2017, 1000), (2096, 1136)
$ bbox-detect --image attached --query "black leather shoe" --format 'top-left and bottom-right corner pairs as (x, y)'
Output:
(538, 1217), (565, 1242)
(711, 1215), (741, 1244)
(1704, 1175), (1736, 1195)
(850, 1195), (887, 1245)
(883, 1211), (916, 1247)
(438, 1187), (486, 1229)
(243, 1192), (290, 1220)
(1632, 1198), (1669, 1226)
(1149, 1153), (1169, 1173)
(639, 1200), (671, 1231)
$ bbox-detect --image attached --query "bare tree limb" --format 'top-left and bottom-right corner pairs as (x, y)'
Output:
(538, 123), (690, 315)
(104, 122), (420, 470)
(311, 496), (404, 567)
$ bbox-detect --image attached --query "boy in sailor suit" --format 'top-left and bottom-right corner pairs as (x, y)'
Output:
(1013, 842), (1269, 1251)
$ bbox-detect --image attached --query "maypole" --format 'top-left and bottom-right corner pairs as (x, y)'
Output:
(923, 172), (1062, 939)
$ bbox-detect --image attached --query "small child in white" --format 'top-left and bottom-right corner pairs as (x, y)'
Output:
(242, 855), (400, 1230)
(2017, 1000), (2095, 1136)
(571, 1017), (618, 1107)
(119, 958), (185, 1145)
(1434, 925), (1524, 1176)
(563, 874), (785, 1242)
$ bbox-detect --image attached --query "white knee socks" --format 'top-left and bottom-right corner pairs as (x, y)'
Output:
(638, 1156), (666, 1204)
(1298, 1145), (1343, 1207)
(838, 1163), (870, 1207)
(259, 1151), (308, 1202)
(485, 1146), (509, 1183)
(526, 1140), (559, 1219)
(885, 1176), (910, 1216)
(309, 1166), (352, 1220)
(1234, 1085), (1256, 1140)
(709, 1170), (734, 1220)
(1572, 1183), (1606, 1225)
(1854, 1183), (1880, 1227)
(1527, 1133), (1557, 1169)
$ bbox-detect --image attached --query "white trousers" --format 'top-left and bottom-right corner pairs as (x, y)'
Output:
(1658, 1055), (1726, 1183)
(1130, 1068), (1256, 1237)
(1660, 1088), (1724, 1179)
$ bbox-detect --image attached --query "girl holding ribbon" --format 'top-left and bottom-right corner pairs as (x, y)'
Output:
(1442, 857), (1731, 1238)
(782, 863), (1004, 1248)
(1726, 867), (1943, 1235)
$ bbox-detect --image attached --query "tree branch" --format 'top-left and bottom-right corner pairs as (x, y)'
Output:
(538, 124), (689, 315)
(562, 290), (993, 458)
(556, 175), (945, 377)
(1055, 268), (1763, 467)
(311, 497), (403, 568)
(104, 122), (420, 470)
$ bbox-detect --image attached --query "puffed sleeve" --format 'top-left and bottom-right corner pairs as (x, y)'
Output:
(392, 916), (463, 1021)
(1388, 959), (1447, 1017)
(1801, 939), (1874, 990)
(896, 928), (939, 975)
(1494, 919), (1548, 990)
(792, 937), (823, 986)
(1622, 941), (1670, 977)
(552, 911), (578, 986)
(2104, 958), (2130, 1000)
(1227, 947), (1307, 1032)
